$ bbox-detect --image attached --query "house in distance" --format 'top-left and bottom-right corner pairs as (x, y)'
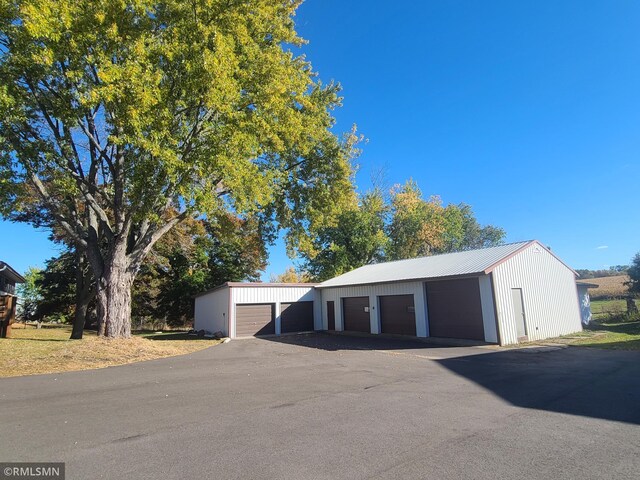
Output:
(0, 261), (25, 338)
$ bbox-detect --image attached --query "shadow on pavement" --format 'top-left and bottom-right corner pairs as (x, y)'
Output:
(261, 332), (640, 425)
(436, 347), (640, 425)
(258, 331), (479, 351)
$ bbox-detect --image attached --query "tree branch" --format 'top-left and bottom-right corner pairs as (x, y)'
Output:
(30, 174), (87, 248)
(128, 209), (192, 269)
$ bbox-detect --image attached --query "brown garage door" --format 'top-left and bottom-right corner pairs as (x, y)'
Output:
(342, 297), (370, 333)
(235, 304), (275, 337)
(281, 301), (314, 333)
(379, 294), (416, 336)
(426, 278), (485, 341)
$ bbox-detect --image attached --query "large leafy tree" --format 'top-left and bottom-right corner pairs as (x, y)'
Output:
(143, 213), (269, 326)
(627, 253), (640, 295)
(35, 251), (78, 322)
(436, 203), (505, 254)
(387, 180), (505, 260)
(303, 190), (388, 281)
(303, 181), (506, 277)
(0, 0), (356, 337)
(203, 213), (269, 287)
(387, 181), (448, 260)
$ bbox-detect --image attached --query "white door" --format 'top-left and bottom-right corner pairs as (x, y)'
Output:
(511, 288), (527, 339)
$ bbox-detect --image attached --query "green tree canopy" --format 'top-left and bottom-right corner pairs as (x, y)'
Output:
(436, 203), (506, 254)
(301, 180), (506, 279)
(387, 180), (505, 260)
(16, 266), (42, 320)
(269, 266), (311, 283)
(141, 213), (269, 326)
(627, 253), (640, 295)
(34, 252), (77, 322)
(0, 0), (356, 337)
(302, 190), (388, 281)
(387, 181), (448, 260)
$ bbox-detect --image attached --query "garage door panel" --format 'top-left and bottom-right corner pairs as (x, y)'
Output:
(235, 304), (275, 337)
(281, 301), (314, 333)
(426, 278), (484, 341)
(379, 294), (416, 336)
(342, 297), (370, 333)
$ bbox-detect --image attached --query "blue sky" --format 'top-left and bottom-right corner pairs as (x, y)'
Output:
(2, 0), (639, 277)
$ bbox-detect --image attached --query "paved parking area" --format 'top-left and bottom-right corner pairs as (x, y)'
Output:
(1, 333), (639, 480)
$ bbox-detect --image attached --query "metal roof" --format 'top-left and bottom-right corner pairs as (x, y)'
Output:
(318, 241), (535, 288)
(0, 261), (25, 284)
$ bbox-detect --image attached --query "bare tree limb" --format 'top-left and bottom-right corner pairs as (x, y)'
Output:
(30, 174), (88, 248)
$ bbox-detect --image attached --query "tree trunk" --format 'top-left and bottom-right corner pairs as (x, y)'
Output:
(84, 210), (177, 339)
(70, 249), (93, 340)
(71, 297), (90, 339)
(95, 255), (134, 339)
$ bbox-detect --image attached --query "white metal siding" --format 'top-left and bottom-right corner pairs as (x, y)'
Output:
(230, 286), (316, 338)
(320, 282), (427, 337)
(492, 244), (582, 345)
(194, 287), (230, 336)
(478, 275), (498, 343)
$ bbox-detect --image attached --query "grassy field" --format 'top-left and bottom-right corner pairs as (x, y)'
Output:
(0, 325), (221, 378)
(590, 298), (639, 318)
(585, 275), (629, 299)
(544, 320), (640, 351)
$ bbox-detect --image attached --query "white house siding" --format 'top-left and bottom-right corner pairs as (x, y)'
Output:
(194, 287), (230, 336)
(576, 285), (592, 325)
(230, 286), (317, 337)
(319, 281), (428, 337)
(491, 244), (582, 345)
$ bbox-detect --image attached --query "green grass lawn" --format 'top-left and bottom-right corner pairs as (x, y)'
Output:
(0, 324), (220, 377)
(590, 299), (639, 319)
(556, 320), (640, 351)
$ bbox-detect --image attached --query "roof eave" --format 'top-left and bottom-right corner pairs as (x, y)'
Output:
(194, 281), (319, 298)
(483, 240), (578, 276)
(482, 240), (537, 274)
(0, 262), (26, 283)
(193, 282), (231, 299)
(317, 271), (487, 289)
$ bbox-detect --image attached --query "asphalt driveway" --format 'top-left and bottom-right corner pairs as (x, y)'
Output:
(1, 334), (639, 480)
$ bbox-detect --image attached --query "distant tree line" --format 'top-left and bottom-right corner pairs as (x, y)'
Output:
(575, 266), (629, 279)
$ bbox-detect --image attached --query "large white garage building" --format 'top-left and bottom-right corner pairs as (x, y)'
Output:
(194, 240), (583, 346)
